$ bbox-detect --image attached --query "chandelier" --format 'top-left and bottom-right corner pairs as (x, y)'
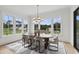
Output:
(33, 5), (41, 23)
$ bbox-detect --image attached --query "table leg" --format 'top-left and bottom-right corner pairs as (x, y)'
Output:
(44, 38), (49, 49)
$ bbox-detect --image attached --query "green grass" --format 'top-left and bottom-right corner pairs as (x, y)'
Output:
(54, 31), (60, 34)
(3, 28), (13, 35)
(16, 29), (22, 33)
(3, 28), (22, 35)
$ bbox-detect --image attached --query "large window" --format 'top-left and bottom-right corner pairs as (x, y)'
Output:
(16, 18), (22, 33)
(3, 16), (28, 35)
(3, 16), (13, 35)
(53, 16), (61, 33)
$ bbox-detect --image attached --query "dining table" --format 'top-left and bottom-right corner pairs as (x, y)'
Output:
(39, 34), (53, 49)
(23, 33), (56, 50)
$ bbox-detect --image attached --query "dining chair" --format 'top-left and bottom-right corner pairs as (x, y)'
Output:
(48, 36), (59, 51)
(35, 37), (45, 53)
(34, 32), (37, 37)
(28, 35), (37, 50)
(22, 35), (30, 48)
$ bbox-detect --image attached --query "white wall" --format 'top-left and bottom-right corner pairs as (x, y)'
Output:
(28, 16), (34, 35)
(0, 34), (22, 45)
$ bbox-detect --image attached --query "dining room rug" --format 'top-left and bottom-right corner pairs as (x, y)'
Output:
(6, 40), (66, 54)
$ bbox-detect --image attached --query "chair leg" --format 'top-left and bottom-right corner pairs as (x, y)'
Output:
(57, 43), (58, 51)
(22, 43), (26, 48)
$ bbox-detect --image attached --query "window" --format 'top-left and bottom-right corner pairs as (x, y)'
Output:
(3, 16), (13, 35)
(23, 20), (28, 33)
(16, 18), (22, 33)
(40, 18), (51, 34)
(34, 24), (38, 32)
(54, 22), (61, 33)
(53, 16), (61, 33)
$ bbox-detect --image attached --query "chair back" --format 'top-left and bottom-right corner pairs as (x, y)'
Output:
(29, 35), (35, 43)
(37, 37), (45, 46)
(22, 35), (29, 43)
(53, 36), (58, 43)
(34, 32), (37, 37)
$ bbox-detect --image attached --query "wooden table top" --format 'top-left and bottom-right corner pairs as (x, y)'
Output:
(40, 34), (53, 38)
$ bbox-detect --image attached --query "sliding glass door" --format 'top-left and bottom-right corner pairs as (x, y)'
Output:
(74, 7), (79, 50)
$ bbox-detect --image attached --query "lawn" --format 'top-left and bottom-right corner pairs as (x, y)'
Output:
(3, 28), (13, 35)
(3, 28), (21, 35)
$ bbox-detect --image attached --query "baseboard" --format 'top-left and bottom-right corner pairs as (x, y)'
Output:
(59, 40), (70, 44)
(0, 39), (22, 47)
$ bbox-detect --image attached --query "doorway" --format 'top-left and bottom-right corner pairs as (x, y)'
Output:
(74, 7), (79, 50)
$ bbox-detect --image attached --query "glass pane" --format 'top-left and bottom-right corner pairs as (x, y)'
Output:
(24, 20), (28, 32)
(16, 18), (22, 33)
(3, 16), (13, 35)
(53, 16), (61, 33)
(54, 23), (61, 33)
(76, 15), (79, 49)
(40, 18), (51, 34)
(34, 24), (38, 32)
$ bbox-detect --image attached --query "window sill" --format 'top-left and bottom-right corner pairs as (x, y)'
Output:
(2, 33), (22, 37)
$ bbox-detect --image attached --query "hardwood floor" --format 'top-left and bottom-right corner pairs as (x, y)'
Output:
(0, 42), (78, 54)
(0, 46), (14, 54)
(64, 42), (78, 54)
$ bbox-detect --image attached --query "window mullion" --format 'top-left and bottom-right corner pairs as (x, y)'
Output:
(13, 16), (16, 34)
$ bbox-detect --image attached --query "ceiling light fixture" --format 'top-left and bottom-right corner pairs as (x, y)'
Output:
(33, 5), (41, 23)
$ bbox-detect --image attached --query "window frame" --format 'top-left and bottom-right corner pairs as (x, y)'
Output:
(2, 15), (29, 36)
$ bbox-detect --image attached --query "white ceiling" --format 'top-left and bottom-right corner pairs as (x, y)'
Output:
(0, 5), (71, 16)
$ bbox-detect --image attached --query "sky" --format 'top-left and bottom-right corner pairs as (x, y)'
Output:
(3, 16), (13, 24)
(4, 16), (22, 24)
(40, 18), (52, 25)
(76, 16), (79, 21)
(53, 16), (61, 24)
(3, 16), (13, 22)
(40, 17), (61, 25)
